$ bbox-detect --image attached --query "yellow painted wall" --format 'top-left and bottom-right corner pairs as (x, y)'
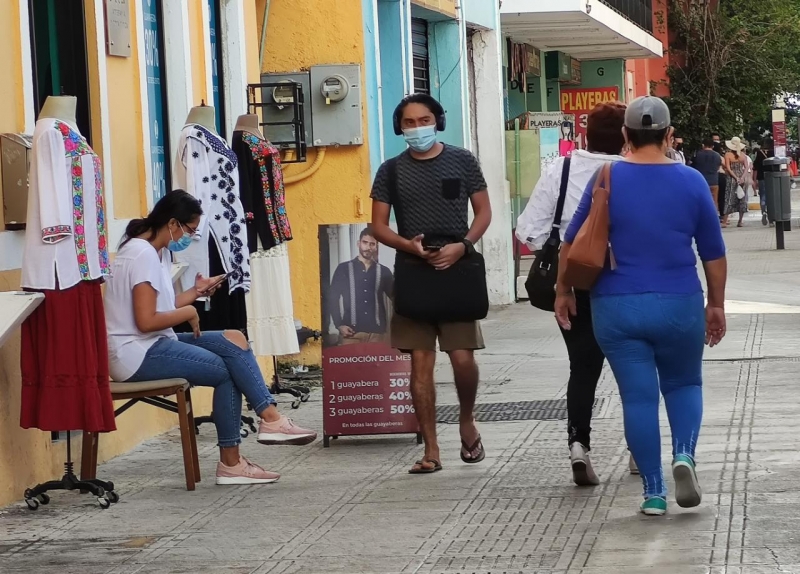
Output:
(256, 0), (371, 366)
(189, 0), (209, 106)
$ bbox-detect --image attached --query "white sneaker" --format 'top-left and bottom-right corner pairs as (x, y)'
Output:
(570, 442), (600, 486)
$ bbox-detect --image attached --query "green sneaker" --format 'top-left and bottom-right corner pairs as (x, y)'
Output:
(673, 454), (702, 508)
(640, 496), (667, 516)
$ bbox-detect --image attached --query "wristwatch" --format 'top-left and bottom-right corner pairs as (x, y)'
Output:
(461, 238), (476, 255)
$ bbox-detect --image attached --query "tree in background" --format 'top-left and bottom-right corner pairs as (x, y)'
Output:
(665, 0), (800, 148)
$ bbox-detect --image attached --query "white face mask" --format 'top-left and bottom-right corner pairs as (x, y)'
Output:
(402, 125), (438, 152)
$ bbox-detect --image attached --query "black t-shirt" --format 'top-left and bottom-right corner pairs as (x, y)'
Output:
(693, 149), (722, 186)
(753, 150), (768, 181)
(370, 145), (487, 247)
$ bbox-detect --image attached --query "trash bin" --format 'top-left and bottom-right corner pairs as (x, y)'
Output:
(764, 157), (791, 223)
(763, 157), (792, 249)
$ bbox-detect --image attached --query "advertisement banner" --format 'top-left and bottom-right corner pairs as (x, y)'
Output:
(319, 223), (420, 447)
(773, 109), (787, 158)
(560, 87), (621, 151)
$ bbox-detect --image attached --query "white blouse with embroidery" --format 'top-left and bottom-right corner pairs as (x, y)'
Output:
(21, 118), (111, 290)
(172, 124), (251, 295)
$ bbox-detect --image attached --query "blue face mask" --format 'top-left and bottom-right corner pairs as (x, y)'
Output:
(403, 125), (438, 152)
(167, 225), (193, 252)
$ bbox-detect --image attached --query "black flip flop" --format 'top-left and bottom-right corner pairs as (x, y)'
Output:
(408, 459), (443, 474)
(460, 435), (486, 464)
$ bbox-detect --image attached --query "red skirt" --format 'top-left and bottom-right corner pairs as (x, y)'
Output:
(20, 280), (116, 432)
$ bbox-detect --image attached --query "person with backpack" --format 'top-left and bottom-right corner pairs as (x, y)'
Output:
(369, 94), (492, 474)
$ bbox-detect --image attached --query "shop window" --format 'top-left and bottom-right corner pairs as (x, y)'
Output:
(208, 0), (226, 137)
(411, 18), (430, 95)
(29, 0), (92, 142)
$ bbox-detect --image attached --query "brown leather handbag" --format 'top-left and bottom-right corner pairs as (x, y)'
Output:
(563, 163), (615, 290)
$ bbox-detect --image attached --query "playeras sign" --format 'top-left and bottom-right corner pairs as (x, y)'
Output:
(560, 87), (620, 151)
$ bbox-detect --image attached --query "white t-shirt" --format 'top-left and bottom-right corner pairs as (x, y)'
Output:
(105, 238), (178, 381)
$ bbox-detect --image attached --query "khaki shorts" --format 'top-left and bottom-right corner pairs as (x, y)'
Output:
(390, 313), (485, 352)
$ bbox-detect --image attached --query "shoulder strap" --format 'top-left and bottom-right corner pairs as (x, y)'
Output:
(549, 157), (571, 238)
(386, 156), (402, 227)
(594, 162), (612, 195)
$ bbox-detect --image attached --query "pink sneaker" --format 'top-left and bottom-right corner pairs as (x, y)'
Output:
(257, 415), (317, 445)
(215, 456), (280, 485)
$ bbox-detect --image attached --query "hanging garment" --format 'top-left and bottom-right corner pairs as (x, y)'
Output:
(22, 119), (111, 290)
(20, 118), (114, 432)
(245, 242), (299, 356)
(21, 280), (115, 432)
(173, 124), (251, 295)
(232, 131), (292, 251)
(232, 130), (298, 356)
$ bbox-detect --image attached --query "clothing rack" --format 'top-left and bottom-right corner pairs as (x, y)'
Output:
(24, 430), (118, 510)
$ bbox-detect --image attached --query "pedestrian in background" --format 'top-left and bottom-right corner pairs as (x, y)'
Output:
(517, 101), (627, 486)
(712, 133), (727, 218)
(722, 137), (748, 228)
(555, 96), (728, 516)
(692, 138), (722, 203)
(753, 141), (772, 226)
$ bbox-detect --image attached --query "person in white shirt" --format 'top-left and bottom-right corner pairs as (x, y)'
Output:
(516, 102), (631, 485)
(104, 190), (317, 486)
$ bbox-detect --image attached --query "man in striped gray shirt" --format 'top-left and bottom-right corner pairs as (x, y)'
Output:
(328, 227), (394, 345)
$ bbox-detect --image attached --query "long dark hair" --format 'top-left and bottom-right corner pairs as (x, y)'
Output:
(121, 189), (203, 247)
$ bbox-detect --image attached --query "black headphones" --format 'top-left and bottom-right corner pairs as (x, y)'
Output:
(392, 94), (446, 136)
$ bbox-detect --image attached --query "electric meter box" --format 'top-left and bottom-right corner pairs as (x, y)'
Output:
(260, 72), (312, 149)
(1, 133), (32, 230)
(309, 64), (363, 147)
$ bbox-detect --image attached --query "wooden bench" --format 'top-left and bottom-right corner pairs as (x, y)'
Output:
(81, 379), (200, 491)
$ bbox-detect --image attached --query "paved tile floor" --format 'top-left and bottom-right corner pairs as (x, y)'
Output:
(3, 212), (800, 573)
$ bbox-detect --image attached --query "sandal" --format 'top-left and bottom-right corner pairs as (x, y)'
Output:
(409, 458), (442, 474)
(460, 435), (486, 464)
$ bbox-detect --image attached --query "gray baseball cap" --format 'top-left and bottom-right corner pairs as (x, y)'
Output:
(624, 96), (671, 130)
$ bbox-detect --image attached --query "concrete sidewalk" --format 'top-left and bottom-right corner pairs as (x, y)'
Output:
(3, 221), (800, 573)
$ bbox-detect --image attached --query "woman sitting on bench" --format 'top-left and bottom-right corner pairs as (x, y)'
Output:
(104, 190), (316, 485)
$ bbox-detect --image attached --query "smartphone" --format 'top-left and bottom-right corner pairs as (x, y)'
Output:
(424, 246), (442, 252)
(200, 272), (233, 294)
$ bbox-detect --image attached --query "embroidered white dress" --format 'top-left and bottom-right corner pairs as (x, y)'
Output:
(172, 124), (250, 294)
(22, 119), (111, 290)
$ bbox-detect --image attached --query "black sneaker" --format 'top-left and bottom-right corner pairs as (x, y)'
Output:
(762, 213), (768, 226)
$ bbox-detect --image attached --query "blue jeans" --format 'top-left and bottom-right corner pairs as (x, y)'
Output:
(592, 293), (705, 498)
(126, 331), (277, 448)
(759, 180), (767, 213)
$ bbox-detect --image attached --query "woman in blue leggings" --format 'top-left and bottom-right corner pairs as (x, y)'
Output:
(556, 96), (728, 516)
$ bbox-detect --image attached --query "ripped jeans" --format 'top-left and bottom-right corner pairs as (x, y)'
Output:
(126, 331), (277, 447)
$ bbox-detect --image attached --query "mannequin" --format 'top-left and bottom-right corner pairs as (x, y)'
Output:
(21, 95), (117, 508)
(185, 102), (217, 133)
(173, 103), (250, 334)
(232, 124), (299, 356)
(233, 114), (262, 138)
(38, 95), (79, 131)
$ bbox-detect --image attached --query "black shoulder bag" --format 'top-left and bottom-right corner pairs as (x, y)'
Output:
(387, 157), (489, 323)
(524, 157), (571, 312)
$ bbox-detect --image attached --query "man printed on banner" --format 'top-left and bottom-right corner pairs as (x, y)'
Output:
(328, 226), (394, 346)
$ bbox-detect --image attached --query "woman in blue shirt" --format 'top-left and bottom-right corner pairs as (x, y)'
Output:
(555, 96), (728, 516)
